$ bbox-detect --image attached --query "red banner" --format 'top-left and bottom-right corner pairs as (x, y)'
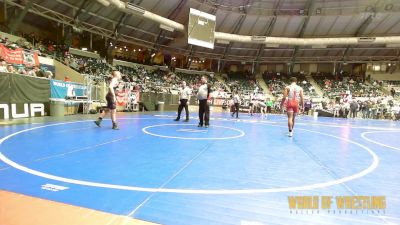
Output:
(116, 89), (129, 106)
(213, 98), (225, 106)
(116, 89), (140, 106)
(0, 44), (39, 67)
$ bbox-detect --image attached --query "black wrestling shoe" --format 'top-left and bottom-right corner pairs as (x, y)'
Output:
(112, 123), (119, 130)
(94, 119), (102, 127)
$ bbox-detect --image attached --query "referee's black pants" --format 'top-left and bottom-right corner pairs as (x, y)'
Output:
(198, 99), (210, 126)
(177, 99), (189, 120)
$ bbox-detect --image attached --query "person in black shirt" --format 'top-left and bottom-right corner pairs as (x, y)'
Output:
(391, 88), (396, 97)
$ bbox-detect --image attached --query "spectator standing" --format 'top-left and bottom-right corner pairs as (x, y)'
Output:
(266, 98), (274, 114)
(304, 99), (312, 115)
(390, 88), (396, 97)
(350, 100), (359, 118)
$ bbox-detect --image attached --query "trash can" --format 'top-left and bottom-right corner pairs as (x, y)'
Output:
(49, 98), (65, 117)
(313, 110), (319, 118)
(157, 101), (165, 111)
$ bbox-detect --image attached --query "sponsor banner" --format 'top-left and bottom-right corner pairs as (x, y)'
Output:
(0, 103), (47, 119)
(0, 43), (39, 67)
(50, 80), (87, 99)
(213, 98), (225, 106)
(0, 73), (50, 119)
(116, 89), (140, 106)
(116, 89), (129, 106)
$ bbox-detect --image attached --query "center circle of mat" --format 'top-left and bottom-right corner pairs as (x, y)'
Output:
(142, 123), (245, 140)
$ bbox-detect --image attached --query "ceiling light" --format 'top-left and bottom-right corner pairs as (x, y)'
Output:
(126, 2), (145, 14)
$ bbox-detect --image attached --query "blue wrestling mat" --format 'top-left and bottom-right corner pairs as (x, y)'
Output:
(0, 112), (399, 225)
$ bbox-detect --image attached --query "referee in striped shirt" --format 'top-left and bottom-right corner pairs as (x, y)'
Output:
(174, 81), (191, 122)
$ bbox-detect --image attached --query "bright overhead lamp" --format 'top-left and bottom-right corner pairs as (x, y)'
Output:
(126, 2), (145, 14)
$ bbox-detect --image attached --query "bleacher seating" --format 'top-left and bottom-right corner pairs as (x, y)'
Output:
(262, 73), (319, 98)
(2, 30), (399, 120)
(314, 76), (383, 98)
(224, 71), (262, 95)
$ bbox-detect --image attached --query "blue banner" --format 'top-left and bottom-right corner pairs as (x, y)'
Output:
(50, 80), (87, 99)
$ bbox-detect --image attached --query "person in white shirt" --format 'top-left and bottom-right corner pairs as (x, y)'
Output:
(248, 93), (255, 116)
(27, 66), (39, 76)
(94, 71), (122, 130)
(258, 98), (267, 119)
(333, 102), (341, 117)
(197, 76), (211, 127)
(0, 60), (7, 72)
(174, 81), (191, 122)
(231, 92), (240, 118)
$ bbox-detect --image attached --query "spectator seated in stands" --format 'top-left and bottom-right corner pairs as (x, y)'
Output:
(262, 73), (287, 99)
(0, 60), (7, 72)
(16, 65), (27, 75)
(27, 66), (40, 76)
(6, 64), (15, 73)
(224, 71), (262, 96)
(314, 75), (384, 98)
(65, 55), (113, 78)
(263, 73), (319, 98)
